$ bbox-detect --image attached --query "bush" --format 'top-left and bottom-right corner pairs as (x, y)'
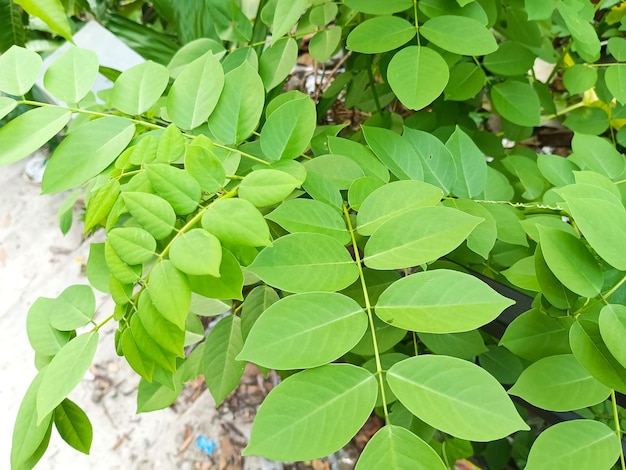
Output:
(4, 0), (626, 468)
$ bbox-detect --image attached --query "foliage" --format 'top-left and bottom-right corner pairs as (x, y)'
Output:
(4, 0), (626, 469)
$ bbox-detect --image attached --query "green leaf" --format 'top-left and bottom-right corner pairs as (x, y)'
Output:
(239, 169), (300, 207)
(608, 37), (626, 61)
(238, 292), (367, 369)
(387, 355), (529, 441)
(361, 126), (423, 181)
(419, 330), (488, 360)
(563, 107), (609, 136)
(169, 228), (221, 277)
(137, 290), (184, 357)
(136, 376), (181, 413)
(364, 206), (483, 270)
(259, 37), (298, 90)
(188, 249), (243, 300)
(166, 51), (225, 129)
(387, 46), (449, 111)
(444, 62), (486, 101)
(146, 164), (201, 215)
(491, 80), (541, 127)
(509, 354), (610, 411)
(130, 312), (176, 373)
(375, 269), (514, 333)
(483, 42), (536, 76)
(244, 364), (377, 461)
(147, 260), (191, 329)
(309, 26), (341, 62)
(327, 136), (390, 182)
(563, 65), (597, 94)
(446, 198), (497, 258)
(260, 93), (316, 160)
(310, 2), (338, 25)
(404, 127), (457, 195)
(534, 245), (578, 309)
(501, 256), (540, 291)
(26, 297), (72, 356)
(37, 332), (99, 423)
(167, 38), (225, 78)
(500, 310), (571, 361)
(0, 106), (71, 166)
(537, 225), (602, 298)
(11, 372), (53, 470)
(42, 116), (135, 193)
(478, 345), (524, 384)
(248, 232), (359, 293)
(525, 420), (620, 470)
(302, 171), (343, 210)
(536, 153), (578, 187)
(356, 180), (443, 236)
(525, 0), (556, 20)
(420, 15), (497, 55)
(112, 61), (170, 116)
(0, 95), (16, 119)
(0, 0), (25, 53)
(121, 328), (155, 381)
(49, 284), (96, 331)
(571, 133), (625, 179)
(202, 315), (246, 406)
(44, 46), (99, 104)
(54, 399), (93, 454)
(557, 2), (600, 63)
(556, 184), (626, 270)
(201, 198), (271, 247)
(0, 44), (41, 96)
(266, 198), (350, 244)
(271, 0), (308, 39)
(13, 0), (72, 41)
(356, 425), (446, 470)
(84, 179), (120, 232)
(108, 227), (156, 266)
(347, 16), (415, 54)
(343, 0), (412, 14)
(86, 243), (110, 294)
(599, 304), (626, 369)
(304, 154), (364, 190)
(208, 61), (265, 144)
(121, 192), (176, 240)
(185, 144), (225, 192)
(241, 286), (279, 341)
(446, 126), (487, 198)
(570, 320), (626, 393)
(157, 124), (185, 163)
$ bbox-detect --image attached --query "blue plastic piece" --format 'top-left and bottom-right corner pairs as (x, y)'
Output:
(196, 435), (216, 455)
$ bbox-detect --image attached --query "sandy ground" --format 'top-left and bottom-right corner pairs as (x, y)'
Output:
(0, 158), (276, 470)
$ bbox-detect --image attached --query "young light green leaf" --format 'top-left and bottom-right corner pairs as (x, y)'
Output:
(570, 320), (626, 393)
(147, 260), (191, 329)
(202, 198), (271, 247)
(347, 16), (415, 54)
(525, 420), (620, 470)
(187, 249), (243, 300)
(169, 228), (222, 276)
(166, 51), (225, 129)
(248, 232), (359, 293)
(420, 15), (497, 55)
(84, 179), (120, 232)
(491, 80), (541, 127)
(208, 61), (265, 144)
(501, 256), (540, 291)
(266, 198), (350, 245)
(122, 192), (176, 240)
(44, 46), (99, 104)
(571, 133), (626, 179)
(327, 136), (390, 182)
(375, 269), (514, 333)
(136, 376), (181, 413)
(244, 364), (377, 461)
(202, 315), (246, 406)
(37, 332), (99, 424)
(364, 206), (483, 270)
(146, 163), (201, 215)
(537, 225), (602, 298)
(599, 304), (626, 370)
(361, 126), (423, 181)
(0, 44), (42, 95)
(156, 124), (185, 163)
(53, 399), (93, 454)
(42, 116), (135, 194)
(185, 144), (226, 192)
(556, 184), (626, 270)
(0, 106), (71, 166)
(509, 354), (610, 411)
(260, 94), (316, 160)
(108, 227), (156, 266)
(112, 61), (170, 116)
(239, 169), (300, 207)
(309, 26), (342, 62)
(356, 180), (443, 236)
(356, 425), (446, 470)
(446, 198), (497, 258)
(238, 292), (367, 369)
(387, 355), (529, 441)
(13, 0), (72, 41)
(26, 297), (72, 356)
(167, 38), (226, 78)
(387, 46), (449, 111)
(49, 284), (96, 331)
(241, 286), (280, 341)
(0, 96), (16, 120)
(137, 290), (185, 357)
(259, 37), (298, 90)
(271, 0), (308, 39)
(446, 126), (487, 198)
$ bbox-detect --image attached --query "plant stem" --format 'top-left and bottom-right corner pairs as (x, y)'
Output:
(366, 56), (382, 116)
(611, 390), (626, 470)
(541, 101), (585, 122)
(93, 313), (115, 331)
(342, 203), (390, 422)
(602, 273), (626, 303)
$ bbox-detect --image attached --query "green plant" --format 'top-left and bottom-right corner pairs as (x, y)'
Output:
(5, 0), (626, 468)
